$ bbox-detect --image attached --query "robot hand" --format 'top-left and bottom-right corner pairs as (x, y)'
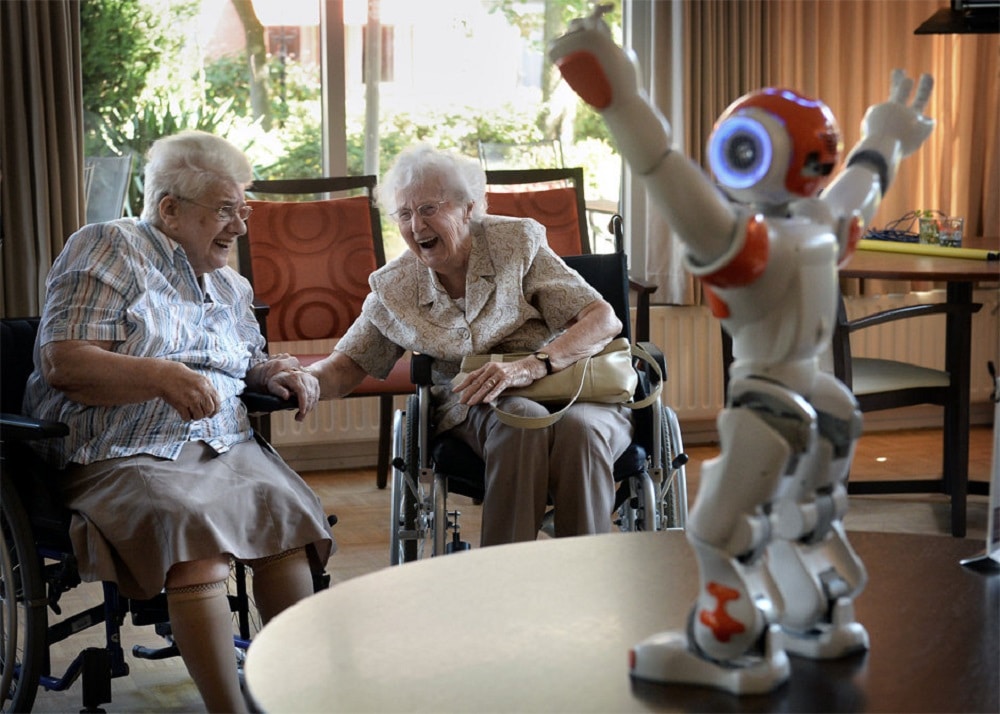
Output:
(548, 4), (643, 113)
(847, 69), (934, 192)
(861, 69), (935, 158)
(549, 5), (673, 176)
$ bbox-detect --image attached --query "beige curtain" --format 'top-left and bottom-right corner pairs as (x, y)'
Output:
(642, 0), (999, 304)
(771, 0), (999, 240)
(0, 0), (84, 318)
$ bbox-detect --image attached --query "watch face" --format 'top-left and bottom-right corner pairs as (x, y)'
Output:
(535, 352), (549, 361)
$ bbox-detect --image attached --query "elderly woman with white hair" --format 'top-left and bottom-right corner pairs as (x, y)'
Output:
(309, 143), (632, 545)
(24, 130), (334, 713)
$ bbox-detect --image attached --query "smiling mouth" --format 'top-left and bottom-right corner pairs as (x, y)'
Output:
(416, 236), (439, 250)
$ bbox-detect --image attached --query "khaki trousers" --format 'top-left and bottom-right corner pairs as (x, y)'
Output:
(448, 397), (633, 545)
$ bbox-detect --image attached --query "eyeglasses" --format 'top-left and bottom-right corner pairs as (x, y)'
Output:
(177, 196), (253, 222)
(391, 200), (448, 225)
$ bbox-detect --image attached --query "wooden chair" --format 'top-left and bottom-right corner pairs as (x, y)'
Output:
(831, 292), (983, 536)
(484, 167), (657, 341)
(720, 288), (984, 536)
(242, 176), (412, 489)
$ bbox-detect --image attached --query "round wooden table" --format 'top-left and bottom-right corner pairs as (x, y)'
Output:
(245, 530), (998, 713)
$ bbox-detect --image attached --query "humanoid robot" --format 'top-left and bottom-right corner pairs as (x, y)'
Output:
(550, 5), (935, 695)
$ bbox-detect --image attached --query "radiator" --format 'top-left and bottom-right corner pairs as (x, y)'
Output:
(264, 338), (404, 471)
(269, 287), (999, 469)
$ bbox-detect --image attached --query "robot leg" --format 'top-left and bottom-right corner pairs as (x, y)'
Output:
(769, 373), (869, 658)
(631, 396), (797, 694)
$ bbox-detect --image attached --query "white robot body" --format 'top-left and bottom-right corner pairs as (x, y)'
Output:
(551, 5), (933, 694)
(692, 216), (841, 394)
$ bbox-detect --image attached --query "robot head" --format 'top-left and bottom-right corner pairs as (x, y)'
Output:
(708, 88), (842, 205)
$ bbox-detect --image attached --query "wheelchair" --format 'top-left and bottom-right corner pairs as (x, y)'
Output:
(0, 317), (328, 712)
(388, 249), (689, 565)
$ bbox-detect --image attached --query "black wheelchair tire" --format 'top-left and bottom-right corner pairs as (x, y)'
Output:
(402, 395), (420, 563)
(1, 475), (46, 713)
(658, 404), (687, 529)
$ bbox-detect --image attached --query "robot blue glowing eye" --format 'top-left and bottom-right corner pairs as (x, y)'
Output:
(709, 116), (773, 190)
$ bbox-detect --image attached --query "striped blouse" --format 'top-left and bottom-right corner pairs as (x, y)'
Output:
(23, 219), (268, 468)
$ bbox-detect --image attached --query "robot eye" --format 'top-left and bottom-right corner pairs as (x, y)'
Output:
(708, 116), (773, 190)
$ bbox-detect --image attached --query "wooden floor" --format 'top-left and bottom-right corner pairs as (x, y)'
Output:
(27, 426), (994, 713)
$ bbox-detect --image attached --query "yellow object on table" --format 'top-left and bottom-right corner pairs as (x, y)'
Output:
(858, 239), (998, 261)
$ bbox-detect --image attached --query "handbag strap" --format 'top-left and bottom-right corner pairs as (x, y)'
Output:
(490, 343), (663, 429)
(628, 343), (663, 410)
(489, 357), (591, 429)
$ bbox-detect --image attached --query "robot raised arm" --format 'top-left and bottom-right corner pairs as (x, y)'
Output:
(549, 4), (739, 264)
(549, 5), (670, 173)
(823, 70), (935, 228)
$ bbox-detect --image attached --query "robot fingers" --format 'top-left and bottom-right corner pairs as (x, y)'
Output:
(887, 69), (934, 115)
(911, 73), (934, 115)
(549, 7), (642, 111)
(887, 68), (913, 104)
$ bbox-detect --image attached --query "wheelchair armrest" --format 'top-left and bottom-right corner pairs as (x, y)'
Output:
(636, 341), (667, 385)
(0, 412), (69, 441)
(410, 352), (434, 386)
(240, 391), (299, 415)
(628, 276), (656, 343)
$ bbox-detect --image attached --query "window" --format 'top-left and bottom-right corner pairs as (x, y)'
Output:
(82, 0), (622, 258)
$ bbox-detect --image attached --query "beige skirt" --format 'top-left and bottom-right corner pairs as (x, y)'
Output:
(64, 438), (335, 600)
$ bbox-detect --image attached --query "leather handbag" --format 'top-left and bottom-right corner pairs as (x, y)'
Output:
(455, 337), (662, 428)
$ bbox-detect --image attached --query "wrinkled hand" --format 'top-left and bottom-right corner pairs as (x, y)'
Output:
(267, 368), (320, 421)
(548, 3), (641, 112)
(861, 69), (935, 158)
(160, 362), (222, 421)
(453, 359), (539, 406)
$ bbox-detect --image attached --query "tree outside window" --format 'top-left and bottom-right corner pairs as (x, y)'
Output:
(82, 0), (622, 257)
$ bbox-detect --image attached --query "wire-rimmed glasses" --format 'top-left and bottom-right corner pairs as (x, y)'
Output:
(391, 200), (448, 225)
(177, 196), (253, 222)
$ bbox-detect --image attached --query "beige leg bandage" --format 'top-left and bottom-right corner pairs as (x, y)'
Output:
(166, 580), (247, 714)
(248, 548), (314, 625)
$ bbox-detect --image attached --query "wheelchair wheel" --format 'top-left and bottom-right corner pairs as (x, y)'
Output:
(0, 476), (45, 713)
(389, 407), (408, 565)
(617, 472), (660, 532)
(657, 404), (688, 530)
(391, 396), (437, 564)
(401, 395), (422, 562)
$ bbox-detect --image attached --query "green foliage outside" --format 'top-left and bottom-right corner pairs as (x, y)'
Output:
(81, 0), (619, 241)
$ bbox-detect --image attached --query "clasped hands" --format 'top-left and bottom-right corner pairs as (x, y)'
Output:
(252, 353), (319, 421)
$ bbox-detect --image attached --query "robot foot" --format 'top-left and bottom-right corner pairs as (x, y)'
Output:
(781, 598), (870, 659)
(630, 625), (790, 696)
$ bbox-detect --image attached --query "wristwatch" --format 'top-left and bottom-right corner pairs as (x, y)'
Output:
(532, 351), (553, 375)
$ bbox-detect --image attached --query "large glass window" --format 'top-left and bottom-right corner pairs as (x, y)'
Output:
(82, 0), (622, 257)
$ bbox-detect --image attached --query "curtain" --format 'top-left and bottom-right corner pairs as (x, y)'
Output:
(0, 0), (84, 318)
(635, 0), (999, 305)
(771, 0), (999, 241)
(632, 0), (774, 304)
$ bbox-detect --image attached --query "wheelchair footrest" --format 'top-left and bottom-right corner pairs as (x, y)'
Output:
(132, 642), (180, 660)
